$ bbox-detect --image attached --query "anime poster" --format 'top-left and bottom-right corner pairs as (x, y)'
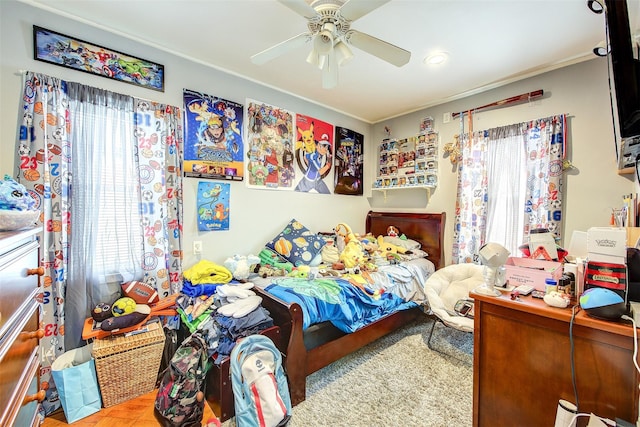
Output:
(334, 126), (364, 195)
(294, 114), (334, 194)
(183, 89), (244, 181)
(245, 99), (295, 190)
(197, 181), (230, 231)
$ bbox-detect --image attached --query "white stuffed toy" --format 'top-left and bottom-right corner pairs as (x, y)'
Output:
(224, 254), (261, 281)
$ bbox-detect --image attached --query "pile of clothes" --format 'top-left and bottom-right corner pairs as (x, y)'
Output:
(177, 260), (273, 363)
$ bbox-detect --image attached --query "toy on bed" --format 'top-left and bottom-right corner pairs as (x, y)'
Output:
(224, 254), (261, 281)
(334, 223), (367, 269)
(376, 235), (407, 263)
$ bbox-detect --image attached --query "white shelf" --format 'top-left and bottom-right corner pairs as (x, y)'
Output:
(372, 185), (435, 201)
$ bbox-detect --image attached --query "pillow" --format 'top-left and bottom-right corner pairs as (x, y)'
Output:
(399, 248), (429, 261)
(383, 235), (422, 251)
(266, 219), (326, 266)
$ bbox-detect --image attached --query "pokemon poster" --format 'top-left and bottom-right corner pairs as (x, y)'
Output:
(197, 181), (230, 231)
(294, 114), (334, 194)
(244, 99), (295, 190)
(183, 89), (244, 181)
(334, 126), (364, 195)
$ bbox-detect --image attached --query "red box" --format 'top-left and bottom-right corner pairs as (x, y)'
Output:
(504, 257), (563, 291)
(584, 261), (627, 302)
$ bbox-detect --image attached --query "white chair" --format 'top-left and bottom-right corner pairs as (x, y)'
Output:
(423, 263), (484, 360)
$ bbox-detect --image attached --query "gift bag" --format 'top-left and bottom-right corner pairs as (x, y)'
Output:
(51, 343), (102, 423)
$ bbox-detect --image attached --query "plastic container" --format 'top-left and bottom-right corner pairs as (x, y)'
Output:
(545, 278), (558, 294)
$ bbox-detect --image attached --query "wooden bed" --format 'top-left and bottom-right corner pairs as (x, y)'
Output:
(254, 210), (446, 405)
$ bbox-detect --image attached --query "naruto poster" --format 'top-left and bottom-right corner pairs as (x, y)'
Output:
(334, 126), (364, 195)
(294, 113), (334, 194)
(183, 89), (244, 181)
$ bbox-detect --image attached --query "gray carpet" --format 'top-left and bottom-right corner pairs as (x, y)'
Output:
(222, 315), (473, 427)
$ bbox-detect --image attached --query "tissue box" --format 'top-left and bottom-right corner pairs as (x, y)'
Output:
(587, 227), (626, 263)
(504, 257), (563, 290)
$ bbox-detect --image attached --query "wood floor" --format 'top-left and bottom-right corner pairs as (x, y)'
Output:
(42, 390), (219, 427)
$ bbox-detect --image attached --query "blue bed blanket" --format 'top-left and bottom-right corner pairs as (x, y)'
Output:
(264, 276), (419, 333)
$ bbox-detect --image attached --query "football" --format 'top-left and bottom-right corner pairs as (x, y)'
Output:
(121, 280), (159, 304)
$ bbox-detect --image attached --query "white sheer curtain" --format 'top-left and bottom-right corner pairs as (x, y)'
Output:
(66, 84), (143, 349)
(485, 124), (527, 255)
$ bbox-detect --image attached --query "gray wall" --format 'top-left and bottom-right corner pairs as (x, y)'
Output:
(1, 0), (633, 267)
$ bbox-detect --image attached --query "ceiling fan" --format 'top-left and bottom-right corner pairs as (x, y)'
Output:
(251, 0), (411, 89)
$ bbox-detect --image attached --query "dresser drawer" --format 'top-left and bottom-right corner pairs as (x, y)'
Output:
(0, 308), (42, 426)
(0, 230), (41, 342)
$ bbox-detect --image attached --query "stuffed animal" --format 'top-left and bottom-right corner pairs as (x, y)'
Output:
(376, 235), (407, 261)
(255, 264), (287, 278)
(358, 233), (379, 255)
(335, 223), (357, 253)
(0, 175), (36, 211)
(339, 239), (366, 269)
(224, 254), (261, 281)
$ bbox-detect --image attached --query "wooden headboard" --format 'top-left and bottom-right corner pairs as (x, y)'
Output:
(365, 210), (446, 270)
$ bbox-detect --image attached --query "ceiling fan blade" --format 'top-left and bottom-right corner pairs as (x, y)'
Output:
(251, 32), (313, 65)
(346, 30), (411, 67)
(277, 0), (318, 19)
(338, 0), (391, 22)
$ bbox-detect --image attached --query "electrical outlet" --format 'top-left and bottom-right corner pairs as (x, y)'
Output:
(443, 112), (451, 123)
(193, 241), (202, 254)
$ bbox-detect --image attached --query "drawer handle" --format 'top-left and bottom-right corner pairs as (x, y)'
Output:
(23, 390), (46, 405)
(27, 267), (44, 277)
(22, 329), (45, 341)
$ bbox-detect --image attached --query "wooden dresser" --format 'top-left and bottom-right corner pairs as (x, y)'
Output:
(473, 291), (639, 427)
(0, 228), (45, 427)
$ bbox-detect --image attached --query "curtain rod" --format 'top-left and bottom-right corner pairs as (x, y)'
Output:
(452, 89), (544, 118)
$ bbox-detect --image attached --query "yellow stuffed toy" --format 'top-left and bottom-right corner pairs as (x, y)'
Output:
(340, 240), (365, 268)
(376, 235), (407, 261)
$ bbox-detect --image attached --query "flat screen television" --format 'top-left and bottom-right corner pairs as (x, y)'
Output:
(605, 0), (640, 140)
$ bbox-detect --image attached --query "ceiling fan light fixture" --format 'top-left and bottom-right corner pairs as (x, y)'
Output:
(306, 50), (321, 68)
(334, 40), (353, 66)
(314, 22), (335, 55)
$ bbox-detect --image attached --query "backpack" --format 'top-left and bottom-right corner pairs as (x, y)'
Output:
(154, 332), (210, 427)
(230, 335), (292, 427)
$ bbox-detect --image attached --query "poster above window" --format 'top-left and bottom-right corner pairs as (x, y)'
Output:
(33, 25), (165, 92)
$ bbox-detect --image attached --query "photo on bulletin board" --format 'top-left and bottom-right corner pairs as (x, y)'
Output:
(334, 126), (364, 195)
(33, 25), (164, 91)
(183, 89), (245, 181)
(294, 114), (334, 194)
(197, 181), (230, 231)
(244, 99), (295, 190)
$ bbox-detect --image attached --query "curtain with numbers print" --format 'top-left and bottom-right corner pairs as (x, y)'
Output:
(133, 99), (184, 297)
(452, 131), (489, 263)
(18, 72), (72, 416)
(452, 115), (565, 264)
(523, 115), (565, 238)
(17, 72), (184, 416)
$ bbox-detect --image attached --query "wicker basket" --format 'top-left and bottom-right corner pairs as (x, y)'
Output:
(92, 321), (165, 407)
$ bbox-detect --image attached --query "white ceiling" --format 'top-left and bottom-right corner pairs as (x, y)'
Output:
(23, 0), (639, 123)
